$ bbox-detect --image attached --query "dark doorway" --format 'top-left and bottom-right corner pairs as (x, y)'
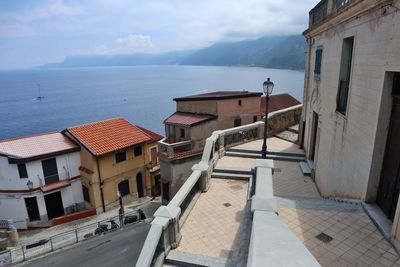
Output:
(136, 173), (144, 198)
(377, 76), (400, 220)
(25, 197), (40, 221)
(162, 181), (170, 202)
(234, 118), (242, 127)
(118, 180), (130, 197)
(309, 112), (319, 161)
(82, 185), (90, 203)
(44, 191), (64, 220)
(153, 174), (161, 196)
(42, 158), (59, 184)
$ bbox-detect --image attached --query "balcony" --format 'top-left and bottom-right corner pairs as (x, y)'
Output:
(308, 0), (354, 28)
(158, 138), (202, 160)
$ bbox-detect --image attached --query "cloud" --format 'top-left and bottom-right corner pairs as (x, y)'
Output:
(77, 34), (156, 55)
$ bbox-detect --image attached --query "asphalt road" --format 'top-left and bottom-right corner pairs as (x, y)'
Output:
(25, 222), (151, 267)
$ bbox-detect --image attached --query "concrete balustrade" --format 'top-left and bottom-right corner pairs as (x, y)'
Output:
(136, 107), (305, 267)
(247, 159), (321, 267)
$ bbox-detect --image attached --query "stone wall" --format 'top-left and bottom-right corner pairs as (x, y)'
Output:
(267, 105), (302, 137)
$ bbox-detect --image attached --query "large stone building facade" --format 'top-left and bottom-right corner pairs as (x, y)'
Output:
(301, 0), (400, 241)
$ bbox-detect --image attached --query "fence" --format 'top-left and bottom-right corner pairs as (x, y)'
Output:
(9, 209), (145, 264)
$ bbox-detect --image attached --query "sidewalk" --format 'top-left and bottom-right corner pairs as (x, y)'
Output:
(18, 196), (160, 245)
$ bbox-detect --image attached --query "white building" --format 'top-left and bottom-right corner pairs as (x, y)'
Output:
(0, 133), (85, 229)
(301, 0), (400, 242)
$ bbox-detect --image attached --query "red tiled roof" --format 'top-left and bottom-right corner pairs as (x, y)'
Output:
(135, 126), (164, 142)
(164, 112), (217, 127)
(0, 132), (79, 159)
(66, 118), (151, 156)
(260, 93), (301, 115)
(173, 91), (262, 101)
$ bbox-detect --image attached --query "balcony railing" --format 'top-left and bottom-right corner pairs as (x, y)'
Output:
(158, 138), (203, 160)
(44, 174), (59, 185)
(308, 0), (354, 28)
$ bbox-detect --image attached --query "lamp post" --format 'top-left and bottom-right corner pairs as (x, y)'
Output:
(261, 78), (274, 159)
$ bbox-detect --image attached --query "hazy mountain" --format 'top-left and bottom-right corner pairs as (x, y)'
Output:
(41, 35), (306, 70)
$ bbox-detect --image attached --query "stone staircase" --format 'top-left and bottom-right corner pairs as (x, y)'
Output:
(225, 148), (306, 162)
(164, 250), (236, 267)
(211, 166), (253, 180)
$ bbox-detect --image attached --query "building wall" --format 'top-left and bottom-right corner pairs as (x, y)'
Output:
(0, 152), (80, 190)
(77, 144), (149, 211)
(302, 0), (400, 200)
(190, 120), (218, 150)
(216, 97), (260, 129)
(177, 100), (218, 115)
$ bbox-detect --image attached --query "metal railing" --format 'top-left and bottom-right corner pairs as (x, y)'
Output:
(9, 209), (145, 264)
(308, 0), (354, 27)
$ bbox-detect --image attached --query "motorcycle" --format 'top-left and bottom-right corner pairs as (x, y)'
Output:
(94, 219), (119, 235)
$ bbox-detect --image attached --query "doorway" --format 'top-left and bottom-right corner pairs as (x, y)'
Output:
(25, 197), (40, 221)
(309, 112), (319, 161)
(118, 180), (130, 197)
(377, 74), (400, 220)
(136, 173), (144, 198)
(44, 191), (64, 220)
(150, 147), (158, 166)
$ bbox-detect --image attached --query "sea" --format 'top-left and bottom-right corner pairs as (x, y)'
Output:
(0, 65), (304, 140)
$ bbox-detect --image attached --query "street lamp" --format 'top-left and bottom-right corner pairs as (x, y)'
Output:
(261, 78), (274, 159)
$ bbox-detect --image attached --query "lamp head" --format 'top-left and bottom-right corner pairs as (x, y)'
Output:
(263, 78), (274, 95)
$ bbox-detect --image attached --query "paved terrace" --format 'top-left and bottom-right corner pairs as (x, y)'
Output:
(137, 117), (400, 266)
(176, 137), (400, 266)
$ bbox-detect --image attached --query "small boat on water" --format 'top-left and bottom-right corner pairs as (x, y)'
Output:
(35, 84), (44, 100)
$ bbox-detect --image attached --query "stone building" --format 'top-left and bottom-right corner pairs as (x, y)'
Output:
(301, 0), (400, 242)
(159, 91), (262, 202)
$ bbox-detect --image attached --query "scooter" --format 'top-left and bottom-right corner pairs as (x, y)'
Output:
(94, 219), (119, 235)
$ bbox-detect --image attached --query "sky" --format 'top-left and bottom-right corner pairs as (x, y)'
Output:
(0, 0), (319, 69)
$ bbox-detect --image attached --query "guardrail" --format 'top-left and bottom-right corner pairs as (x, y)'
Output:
(9, 209), (145, 265)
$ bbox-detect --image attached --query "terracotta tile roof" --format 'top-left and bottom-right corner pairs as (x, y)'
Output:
(174, 91), (262, 101)
(135, 126), (164, 142)
(260, 93), (301, 115)
(0, 132), (79, 159)
(164, 112), (217, 127)
(66, 118), (151, 156)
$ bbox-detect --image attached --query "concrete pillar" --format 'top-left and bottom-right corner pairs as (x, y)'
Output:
(153, 206), (181, 250)
(192, 162), (210, 192)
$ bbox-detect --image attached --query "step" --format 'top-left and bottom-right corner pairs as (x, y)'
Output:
(227, 148), (305, 158)
(299, 161), (312, 176)
(225, 151), (305, 162)
(211, 172), (253, 180)
(287, 124), (299, 133)
(165, 250), (231, 267)
(274, 130), (298, 143)
(213, 166), (252, 175)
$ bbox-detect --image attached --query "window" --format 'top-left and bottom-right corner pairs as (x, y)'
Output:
(180, 128), (185, 139)
(238, 100), (242, 106)
(18, 163), (28, 178)
(118, 180), (130, 197)
(134, 146), (142, 157)
(234, 118), (241, 127)
(337, 37), (354, 115)
(115, 151), (127, 163)
(314, 45), (323, 80)
(42, 158), (59, 184)
(253, 116), (258, 123)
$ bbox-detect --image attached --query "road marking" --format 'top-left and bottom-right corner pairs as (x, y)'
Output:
(86, 239), (112, 251)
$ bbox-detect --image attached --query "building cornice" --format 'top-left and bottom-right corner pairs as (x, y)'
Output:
(304, 0), (392, 37)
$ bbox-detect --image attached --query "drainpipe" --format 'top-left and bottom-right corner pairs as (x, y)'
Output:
(96, 157), (106, 213)
(301, 36), (313, 150)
